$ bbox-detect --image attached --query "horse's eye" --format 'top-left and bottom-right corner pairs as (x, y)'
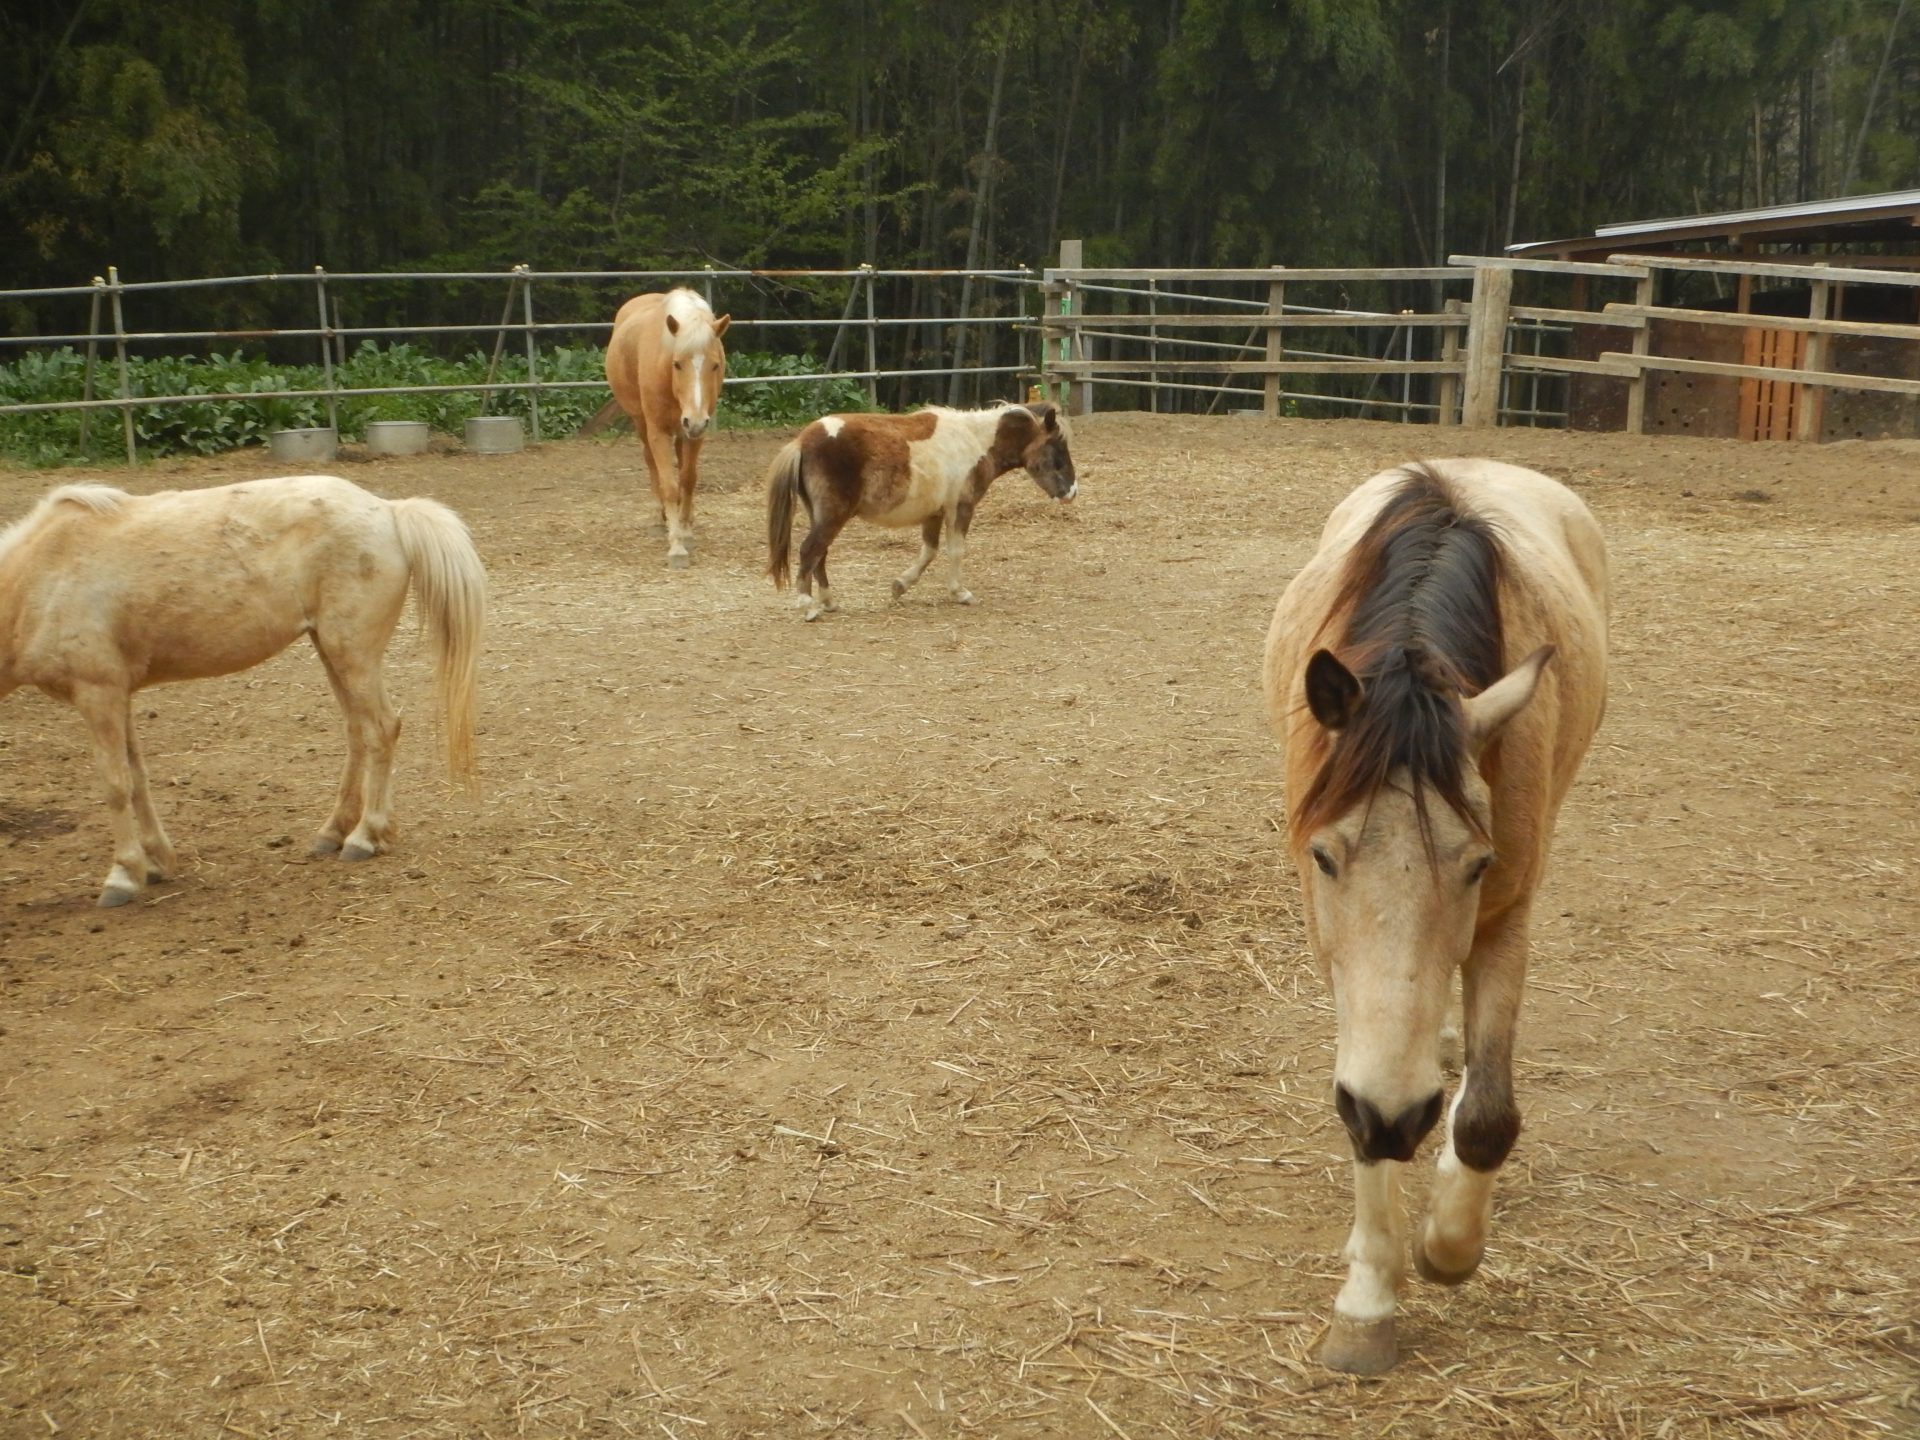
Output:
(674, 361), (682, 370)
(1466, 854), (1495, 884)
(1310, 846), (1338, 879)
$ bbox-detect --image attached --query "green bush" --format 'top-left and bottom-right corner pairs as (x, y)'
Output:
(0, 342), (873, 465)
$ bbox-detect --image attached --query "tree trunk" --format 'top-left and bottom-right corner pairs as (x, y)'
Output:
(948, 29), (1010, 407)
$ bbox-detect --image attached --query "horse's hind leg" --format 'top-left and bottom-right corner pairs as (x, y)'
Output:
(892, 515), (943, 599)
(1417, 913), (1528, 1286)
(310, 628), (402, 862)
(124, 714), (175, 881)
(71, 682), (156, 906)
(795, 507), (849, 621)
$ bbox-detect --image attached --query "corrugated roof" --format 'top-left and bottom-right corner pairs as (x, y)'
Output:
(1508, 188), (1920, 258)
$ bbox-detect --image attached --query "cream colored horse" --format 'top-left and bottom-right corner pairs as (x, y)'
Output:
(1262, 460), (1608, 1374)
(604, 287), (731, 568)
(0, 474), (486, 907)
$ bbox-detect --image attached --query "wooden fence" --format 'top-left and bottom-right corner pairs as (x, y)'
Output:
(1039, 243), (1920, 440)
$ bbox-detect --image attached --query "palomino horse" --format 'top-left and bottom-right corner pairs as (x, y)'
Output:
(1262, 460), (1608, 1374)
(766, 402), (1077, 620)
(0, 474), (486, 907)
(604, 287), (731, 568)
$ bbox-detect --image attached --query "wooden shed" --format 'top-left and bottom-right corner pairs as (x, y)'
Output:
(1508, 190), (1920, 441)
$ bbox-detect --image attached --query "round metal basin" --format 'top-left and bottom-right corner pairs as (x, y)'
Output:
(464, 416), (525, 455)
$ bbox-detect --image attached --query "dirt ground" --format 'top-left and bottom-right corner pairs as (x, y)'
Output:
(1, 413), (1917, 1439)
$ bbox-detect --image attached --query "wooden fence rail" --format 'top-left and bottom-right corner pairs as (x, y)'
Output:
(1040, 244), (1920, 440)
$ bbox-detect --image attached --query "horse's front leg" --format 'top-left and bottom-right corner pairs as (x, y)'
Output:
(71, 682), (156, 906)
(645, 429), (691, 568)
(124, 707), (175, 881)
(676, 435), (702, 544)
(1418, 911), (1529, 1286)
(1322, 1156), (1407, 1374)
(892, 515), (943, 599)
(943, 499), (977, 605)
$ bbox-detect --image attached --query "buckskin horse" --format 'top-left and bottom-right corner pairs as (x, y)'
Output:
(1261, 459), (1609, 1374)
(765, 401), (1077, 620)
(0, 474), (486, 907)
(603, 287), (731, 568)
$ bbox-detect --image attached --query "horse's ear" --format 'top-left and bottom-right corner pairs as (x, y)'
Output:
(1028, 400), (1060, 433)
(666, 313), (681, 336)
(1462, 645), (1555, 754)
(712, 314), (731, 338)
(1305, 649), (1362, 731)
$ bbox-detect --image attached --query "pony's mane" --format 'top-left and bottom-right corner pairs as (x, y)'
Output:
(663, 287), (717, 356)
(0, 484), (128, 564)
(1290, 463), (1506, 853)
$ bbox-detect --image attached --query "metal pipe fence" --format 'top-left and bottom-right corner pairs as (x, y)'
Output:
(0, 264), (1044, 464)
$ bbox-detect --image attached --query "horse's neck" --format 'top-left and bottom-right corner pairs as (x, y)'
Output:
(946, 405), (1016, 472)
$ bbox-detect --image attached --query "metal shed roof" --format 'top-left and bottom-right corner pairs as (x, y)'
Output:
(1509, 188), (1920, 260)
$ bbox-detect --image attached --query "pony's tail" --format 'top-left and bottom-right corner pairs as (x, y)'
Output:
(390, 497), (487, 786)
(765, 438), (805, 590)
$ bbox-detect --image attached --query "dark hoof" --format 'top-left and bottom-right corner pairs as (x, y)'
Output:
(1415, 1241), (1482, 1287)
(310, 836), (343, 858)
(890, 579), (907, 599)
(97, 886), (139, 909)
(1320, 1316), (1398, 1375)
(340, 841), (379, 863)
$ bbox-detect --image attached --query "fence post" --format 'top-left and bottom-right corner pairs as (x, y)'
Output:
(314, 267), (340, 435)
(863, 265), (878, 407)
(79, 279), (104, 450)
(1263, 274), (1285, 419)
(1623, 271), (1656, 434)
(1436, 297), (1463, 426)
(1460, 264), (1512, 427)
(1796, 274), (1831, 443)
(521, 265), (542, 443)
(107, 265), (136, 466)
(1057, 239), (1090, 416)
(483, 271), (520, 416)
(1148, 279), (1160, 414)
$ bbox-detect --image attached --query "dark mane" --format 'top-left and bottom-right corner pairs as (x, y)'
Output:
(1290, 463), (1506, 851)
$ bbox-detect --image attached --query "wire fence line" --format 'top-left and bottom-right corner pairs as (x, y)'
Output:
(0, 264), (1046, 464)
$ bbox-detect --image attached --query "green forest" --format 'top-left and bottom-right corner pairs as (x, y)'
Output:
(5, 0), (1917, 293)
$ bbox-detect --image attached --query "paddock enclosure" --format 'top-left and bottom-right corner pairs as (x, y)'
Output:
(2, 417), (1915, 1437)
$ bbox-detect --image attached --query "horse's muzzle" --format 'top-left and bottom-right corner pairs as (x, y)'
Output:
(1335, 1083), (1445, 1163)
(682, 417), (710, 440)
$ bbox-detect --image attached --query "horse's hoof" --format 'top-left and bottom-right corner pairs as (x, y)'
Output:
(144, 868), (169, 885)
(667, 551), (690, 570)
(340, 841), (379, 863)
(310, 835), (343, 858)
(1415, 1237), (1482, 1287)
(891, 579), (908, 599)
(952, 591), (977, 607)
(1319, 1316), (1398, 1375)
(802, 605), (825, 623)
(97, 886), (139, 909)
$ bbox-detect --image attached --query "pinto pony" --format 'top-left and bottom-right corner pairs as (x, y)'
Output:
(1262, 460), (1608, 1374)
(766, 402), (1077, 620)
(604, 287), (731, 568)
(0, 474), (486, 907)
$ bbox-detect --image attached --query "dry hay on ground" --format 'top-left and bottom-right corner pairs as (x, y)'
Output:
(1, 416), (1916, 1438)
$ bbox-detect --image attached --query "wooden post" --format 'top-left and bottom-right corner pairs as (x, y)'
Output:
(1459, 264), (1512, 427)
(863, 266), (878, 407)
(107, 265), (136, 466)
(1796, 275), (1831, 442)
(314, 267), (340, 436)
(482, 272), (519, 416)
(79, 280), (103, 450)
(1263, 276), (1285, 419)
(1058, 239), (1091, 416)
(1436, 297), (1464, 425)
(1148, 278), (1159, 414)
(1623, 272), (1656, 434)
(521, 266), (542, 443)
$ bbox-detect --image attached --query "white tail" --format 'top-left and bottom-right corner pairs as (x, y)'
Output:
(390, 497), (486, 783)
